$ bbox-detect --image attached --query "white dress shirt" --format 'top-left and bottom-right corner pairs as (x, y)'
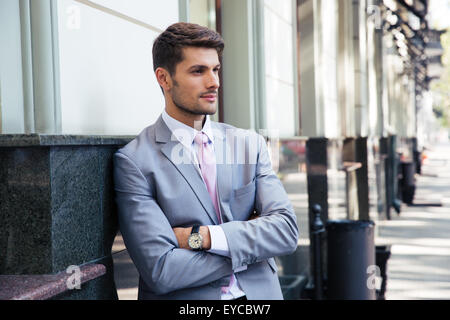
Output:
(161, 109), (246, 299)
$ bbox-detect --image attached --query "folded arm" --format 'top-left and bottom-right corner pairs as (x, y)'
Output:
(171, 134), (298, 272)
(220, 134), (299, 271)
(114, 152), (233, 295)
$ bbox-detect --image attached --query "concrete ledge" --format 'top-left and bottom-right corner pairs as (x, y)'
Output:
(0, 134), (134, 147)
(0, 264), (106, 300)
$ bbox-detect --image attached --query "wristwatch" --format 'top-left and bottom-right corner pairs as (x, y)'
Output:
(188, 225), (203, 251)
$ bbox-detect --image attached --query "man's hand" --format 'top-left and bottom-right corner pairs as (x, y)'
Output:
(172, 226), (211, 250)
(248, 212), (259, 220)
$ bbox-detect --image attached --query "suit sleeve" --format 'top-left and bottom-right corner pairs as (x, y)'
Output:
(113, 151), (233, 295)
(219, 134), (299, 271)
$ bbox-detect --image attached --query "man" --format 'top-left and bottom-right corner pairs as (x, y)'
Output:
(113, 22), (298, 300)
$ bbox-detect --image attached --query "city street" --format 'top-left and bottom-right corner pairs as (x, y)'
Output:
(377, 141), (450, 300)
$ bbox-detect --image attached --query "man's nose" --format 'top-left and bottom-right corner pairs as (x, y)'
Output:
(205, 71), (220, 89)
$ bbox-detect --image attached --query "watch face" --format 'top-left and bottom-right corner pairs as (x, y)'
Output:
(188, 233), (203, 250)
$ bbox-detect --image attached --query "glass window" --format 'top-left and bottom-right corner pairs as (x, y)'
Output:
(274, 137), (309, 277)
(189, 0), (216, 30)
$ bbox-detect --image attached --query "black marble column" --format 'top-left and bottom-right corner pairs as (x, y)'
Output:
(343, 138), (358, 220)
(306, 138), (329, 226)
(0, 134), (133, 299)
(379, 137), (391, 219)
(306, 138), (328, 286)
(342, 137), (370, 221)
(355, 137), (369, 221)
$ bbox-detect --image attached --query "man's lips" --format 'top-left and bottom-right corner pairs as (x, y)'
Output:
(200, 94), (217, 102)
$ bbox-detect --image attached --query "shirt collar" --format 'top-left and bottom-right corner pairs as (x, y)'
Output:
(161, 109), (214, 149)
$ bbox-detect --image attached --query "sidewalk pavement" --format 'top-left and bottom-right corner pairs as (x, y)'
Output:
(377, 141), (450, 300)
(112, 235), (139, 300)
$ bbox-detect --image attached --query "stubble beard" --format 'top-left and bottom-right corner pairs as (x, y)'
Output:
(171, 80), (217, 117)
(173, 99), (216, 117)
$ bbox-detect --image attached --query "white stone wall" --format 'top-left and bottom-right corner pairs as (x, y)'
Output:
(0, 0), (24, 133)
(57, 0), (179, 135)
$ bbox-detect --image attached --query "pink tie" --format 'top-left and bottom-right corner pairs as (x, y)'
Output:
(194, 132), (221, 223)
(194, 132), (235, 294)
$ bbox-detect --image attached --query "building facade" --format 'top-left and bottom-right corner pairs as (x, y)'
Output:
(0, 0), (444, 299)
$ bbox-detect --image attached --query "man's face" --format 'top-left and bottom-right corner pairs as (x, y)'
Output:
(168, 47), (220, 117)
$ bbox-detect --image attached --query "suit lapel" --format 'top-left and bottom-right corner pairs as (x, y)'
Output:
(156, 116), (219, 225)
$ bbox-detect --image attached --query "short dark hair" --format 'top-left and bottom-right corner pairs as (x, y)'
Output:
(152, 22), (224, 75)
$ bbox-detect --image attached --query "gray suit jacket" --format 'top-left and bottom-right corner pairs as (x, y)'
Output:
(113, 115), (298, 300)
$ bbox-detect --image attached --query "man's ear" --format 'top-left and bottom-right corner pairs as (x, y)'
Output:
(155, 67), (172, 92)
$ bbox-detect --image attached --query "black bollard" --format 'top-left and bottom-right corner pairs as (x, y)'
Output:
(311, 204), (325, 300)
(326, 220), (376, 300)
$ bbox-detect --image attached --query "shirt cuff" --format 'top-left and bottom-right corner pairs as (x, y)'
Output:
(206, 225), (230, 257)
(206, 225), (248, 273)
